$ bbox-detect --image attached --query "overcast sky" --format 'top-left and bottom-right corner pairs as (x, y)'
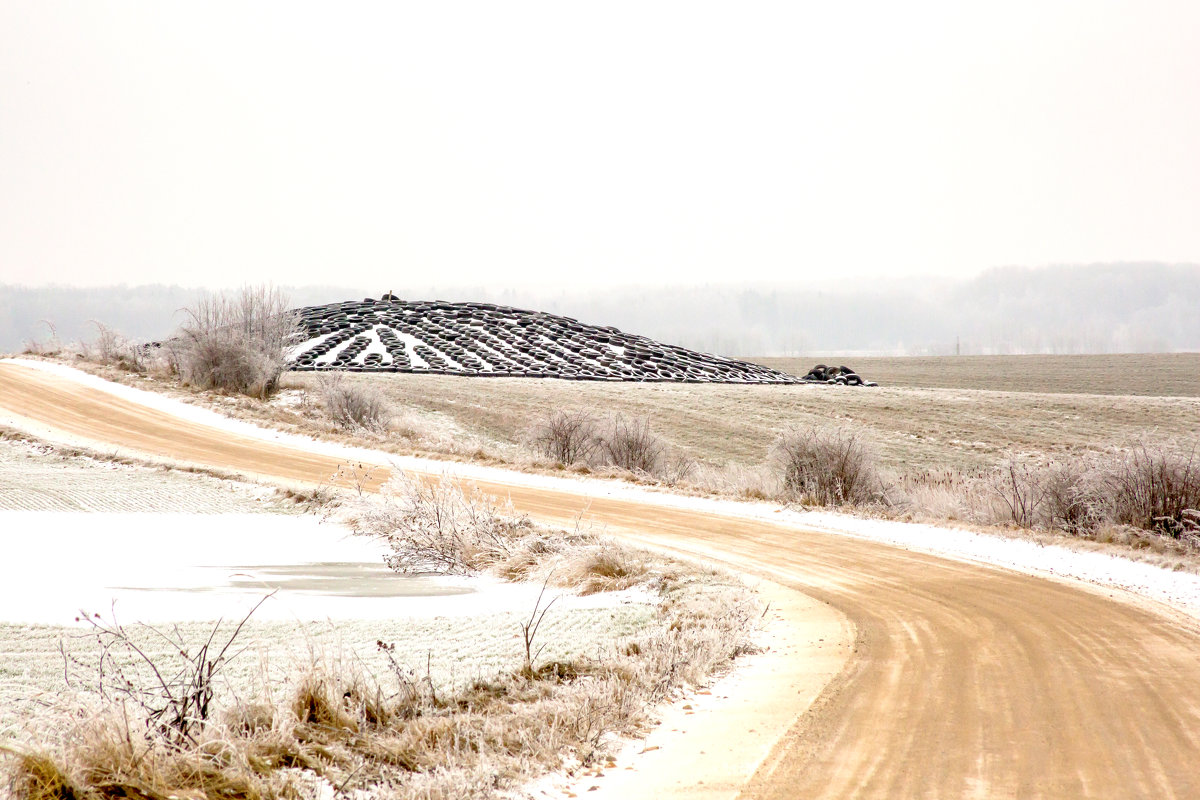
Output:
(2, 1), (1198, 290)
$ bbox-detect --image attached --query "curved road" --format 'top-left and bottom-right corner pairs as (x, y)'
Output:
(2, 362), (1199, 798)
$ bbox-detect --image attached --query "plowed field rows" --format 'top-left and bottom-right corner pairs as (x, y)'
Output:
(0, 438), (285, 513)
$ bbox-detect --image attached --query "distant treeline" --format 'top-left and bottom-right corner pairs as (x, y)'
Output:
(2, 263), (1198, 356)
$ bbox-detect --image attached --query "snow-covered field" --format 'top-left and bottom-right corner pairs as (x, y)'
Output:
(0, 436), (286, 513)
(0, 403), (657, 736)
(0, 601), (655, 736)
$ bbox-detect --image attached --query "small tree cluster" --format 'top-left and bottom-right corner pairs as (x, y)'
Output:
(175, 286), (298, 398)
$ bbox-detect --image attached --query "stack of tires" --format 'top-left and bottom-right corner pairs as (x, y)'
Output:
(801, 364), (878, 387)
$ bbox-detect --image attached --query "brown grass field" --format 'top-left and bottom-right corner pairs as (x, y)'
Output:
(754, 353), (1200, 397)
(278, 353), (1200, 477)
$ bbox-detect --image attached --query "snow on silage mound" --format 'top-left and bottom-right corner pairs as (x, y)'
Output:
(289, 296), (801, 383)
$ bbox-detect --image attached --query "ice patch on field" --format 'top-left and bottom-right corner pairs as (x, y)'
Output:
(0, 512), (655, 626)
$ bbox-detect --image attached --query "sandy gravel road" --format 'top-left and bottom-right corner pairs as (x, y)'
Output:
(3, 361), (1200, 798)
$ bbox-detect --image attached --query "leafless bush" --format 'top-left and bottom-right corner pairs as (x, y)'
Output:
(1105, 442), (1200, 538)
(175, 286), (298, 398)
(78, 321), (147, 372)
(987, 459), (1048, 528)
(597, 416), (665, 474)
(530, 410), (599, 465)
(657, 449), (697, 485)
(20, 320), (62, 357)
(353, 473), (522, 574)
(1038, 458), (1106, 533)
(318, 373), (391, 432)
(61, 596), (271, 749)
(771, 425), (886, 506)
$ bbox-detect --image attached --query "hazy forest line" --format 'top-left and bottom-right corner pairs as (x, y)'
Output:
(3, 263), (1197, 357)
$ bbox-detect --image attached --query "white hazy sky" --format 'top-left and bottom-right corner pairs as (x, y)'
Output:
(2, 1), (1198, 290)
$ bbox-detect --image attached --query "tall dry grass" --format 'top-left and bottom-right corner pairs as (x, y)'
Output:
(318, 372), (392, 432)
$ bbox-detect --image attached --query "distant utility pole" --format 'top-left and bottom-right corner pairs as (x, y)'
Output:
(955, 336), (960, 356)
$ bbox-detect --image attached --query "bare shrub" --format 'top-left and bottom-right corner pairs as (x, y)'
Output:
(597, 416), (665, 474)
(771, 425), (885, 506)
(530, 410), (599, 466)
(657, 449), (697, 485)
(987, 459), (1048, 528)
(1105, 442), (1200, 538)
(21, 320), (63, 357)
(176, 286), (298, 398)
(78, 321), (147, 373)
(1038, 457), (1106, 534)
(353, 473), (521, 574)
(319, 373), (391, 432)
(62, 596), (272, 749)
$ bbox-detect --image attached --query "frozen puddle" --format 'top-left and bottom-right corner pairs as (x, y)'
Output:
(0, 512), (642, 625)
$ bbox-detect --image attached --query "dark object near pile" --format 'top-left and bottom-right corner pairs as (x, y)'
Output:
(287, 294), (804, 384)
(801, 364), (878, 387)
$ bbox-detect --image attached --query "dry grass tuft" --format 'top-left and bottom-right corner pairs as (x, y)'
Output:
(3, 751), (79, 800)
(318, 372), (392, 433)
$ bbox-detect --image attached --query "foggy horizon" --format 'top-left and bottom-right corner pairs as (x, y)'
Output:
(4, 262), (1198, 358)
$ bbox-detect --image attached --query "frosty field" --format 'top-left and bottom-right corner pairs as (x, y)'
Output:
(0, 433), (656, 739)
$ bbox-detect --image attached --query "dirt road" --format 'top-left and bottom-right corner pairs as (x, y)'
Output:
(3, 361), (1199, 798)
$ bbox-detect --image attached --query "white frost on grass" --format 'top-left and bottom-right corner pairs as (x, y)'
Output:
(7, 358), (1200, 622)
(1, 602), (658, 736)
(0, 511), (654, 626)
